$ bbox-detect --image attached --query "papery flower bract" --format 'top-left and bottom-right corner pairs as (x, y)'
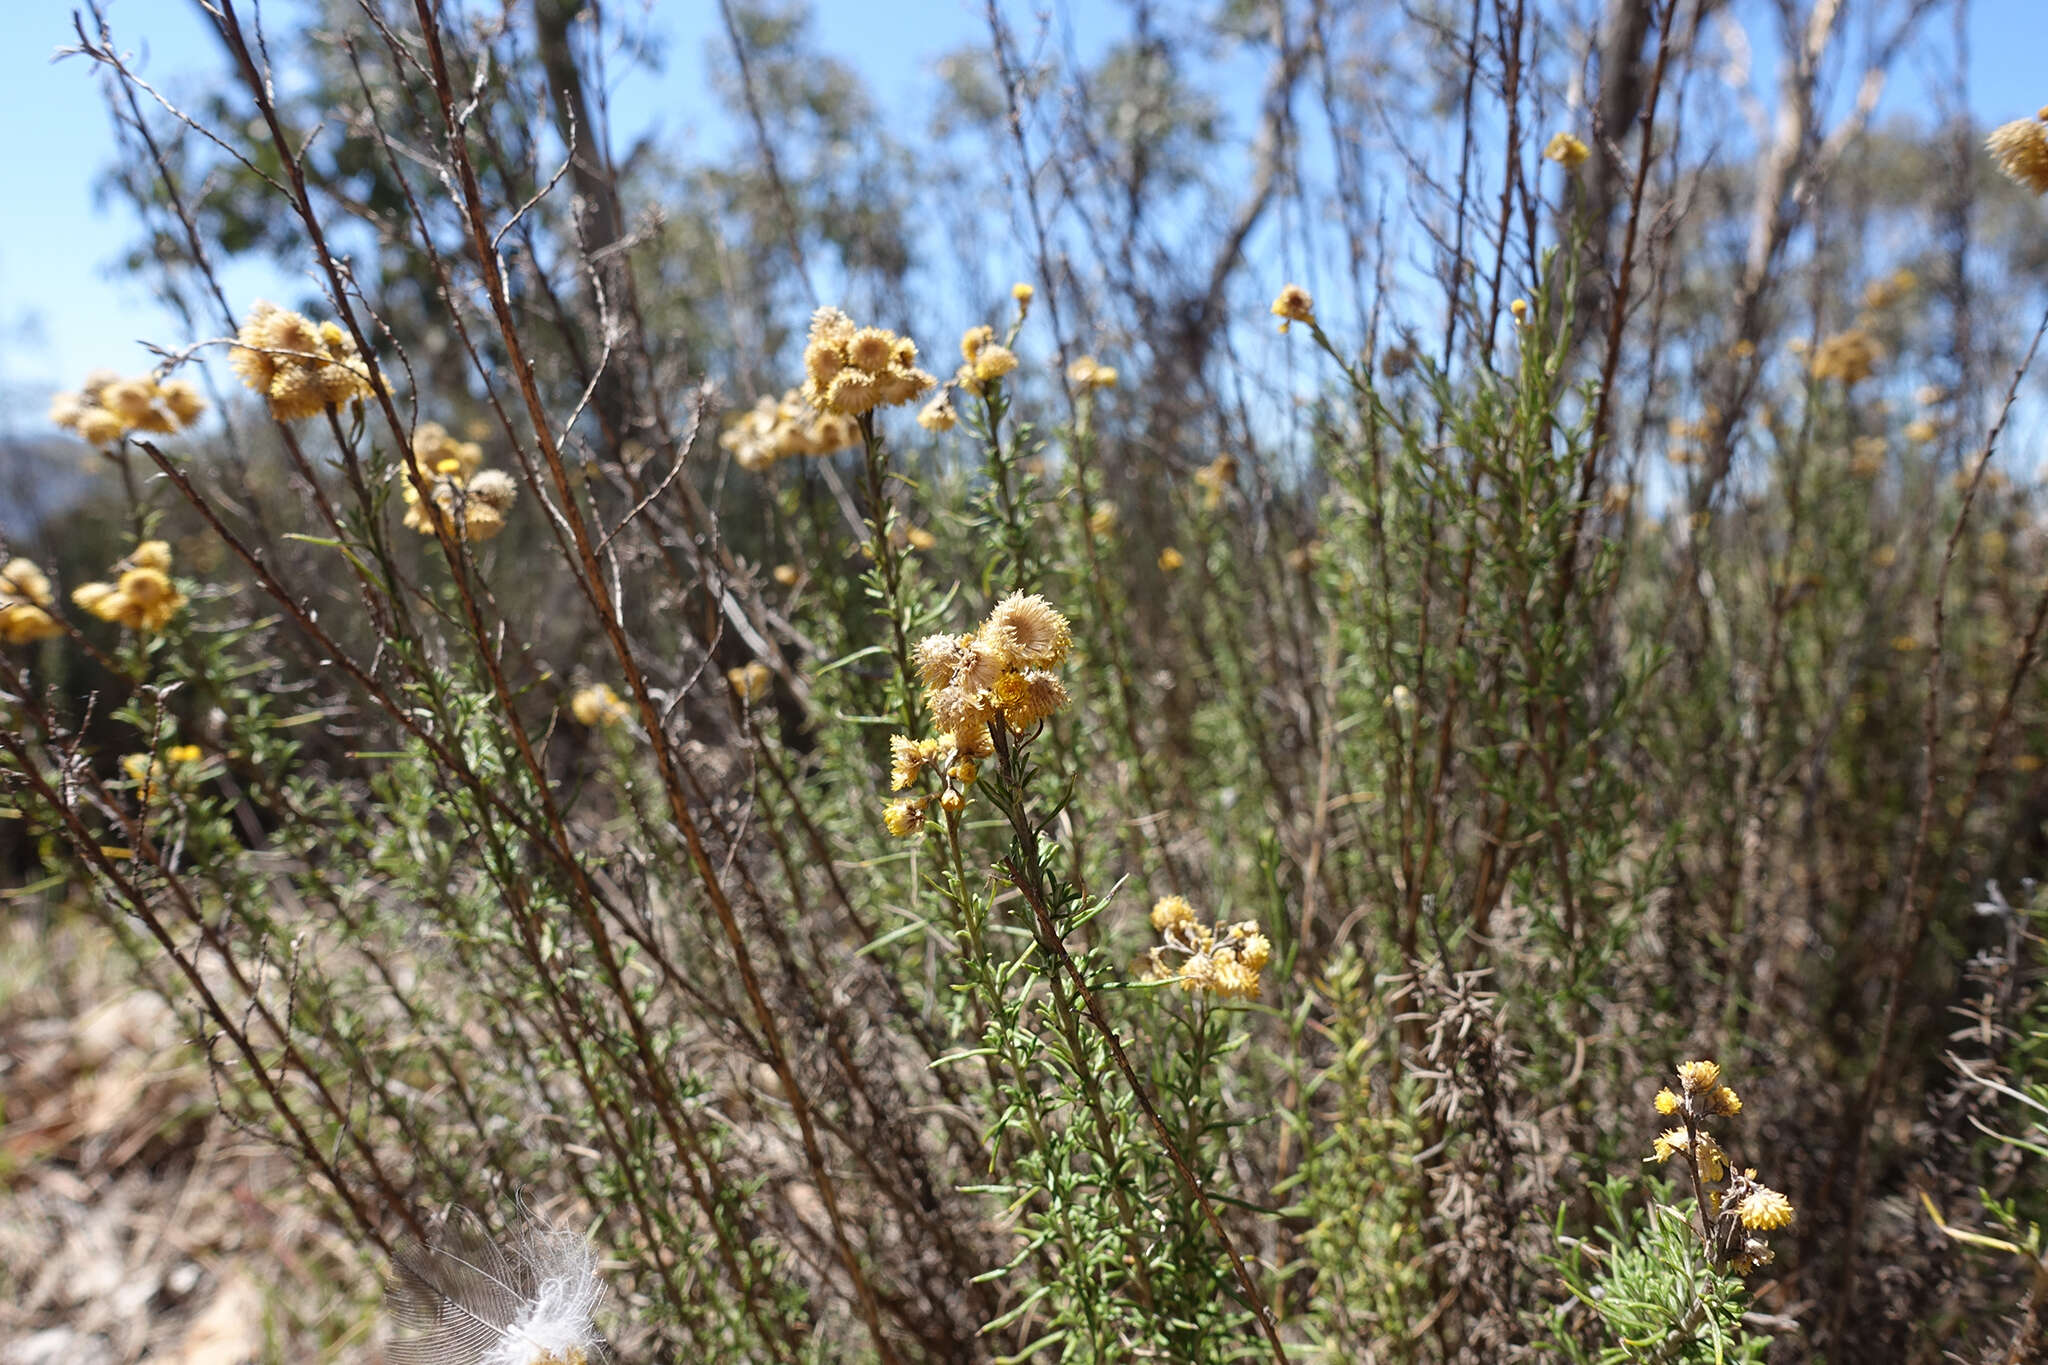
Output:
(1158, 547), (1185, 571)
(917, 393), (958, 432)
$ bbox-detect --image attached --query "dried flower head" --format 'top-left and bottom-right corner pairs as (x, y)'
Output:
(1648, 1127), (1727, 1183)
(0, 557), (62, 644)
(981, 592), (1072, 668)
(1066, 355), (1119, 389)
(71, 543), (187, 633)
(1271, 283), (1315, 331)
(1734, 1186), (1794, 1232)
(800, 307), (934, 416)
(917, 392), (959, 432)
(1988, 113), (2048, 194)
(231, 301), (376, 421)
(992, 668), (1070, 732)
(1676, 1059), (1722, 1094)
(882, 797), (929, 838)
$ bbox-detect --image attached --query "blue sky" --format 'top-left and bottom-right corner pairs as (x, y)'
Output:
(1, 0), (2042, 432)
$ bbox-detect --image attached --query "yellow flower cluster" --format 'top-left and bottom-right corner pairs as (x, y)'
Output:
(913, 593), (1072, 737)
(1544, 131), (1590, 167)
(229, 301), (377, 422)
(72, 541), (187, 633)
(801, 307), (936, 416)
(1809, 328), (1878, 385)
(569, 683), (630, 727)
(721, 389), (860, 470)
(0, 558), (64, 644)
(120, 745), (205, 806)
(954, 324), (1021, 398)
(1066, 355), (1118, 390)
(1645, 1059), (1791, 1275)
(399, 422), (517, 542)
(1271, 283), (1315, 332)
(1987, 110), (2048, 195)
(883, 594), (1074, 837)
(1139, 895), (1271, 1001)
(50, 370), (208, 448)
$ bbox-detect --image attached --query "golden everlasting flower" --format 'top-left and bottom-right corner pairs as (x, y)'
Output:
(982, 592), (1073, 668)
(72, 543), (188, 633)
(882, 797), (929, 838)
(1067, 355), (1119, 389)
(728, 662), (773, 703)
(0, 557), (62, 644)
(917, 393), (959, 432)
(569, 684), (630, 727)
(1654, 1087), (1681, 1115)
(721, 389), (859, 469)
(1677, 1059), (1721, 1094)
(1735, 1187), (1794, 1231)
(230, 301), (377, 421)
(1544, 131), (1590, 167)
(51, 370), (207, 445)
(800, 307), (934, 416)
(1158, 547), (1185, 572)
(76, 408), (128, 447)
(402, 461), (517, 542)
(1011, 281), (1035, 304)
(1711, 1085), (1742, 1116)
(1271, 283), (1315, 331)
(1810, 329), (1878, 385)
(1988, 114), (2048, 194)
(890, 735), (940, 791)
(408, 421), (483, 482)
(1904, 418), (1937, 444)
(1649, 1127), (1727, 1183)
(969, 344), (1019, 388)
(772, 563), (800, 587)
(946, 722), (994, 759)
(993, 668), (1070, 731)
(1151, 896), (1197, 933)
